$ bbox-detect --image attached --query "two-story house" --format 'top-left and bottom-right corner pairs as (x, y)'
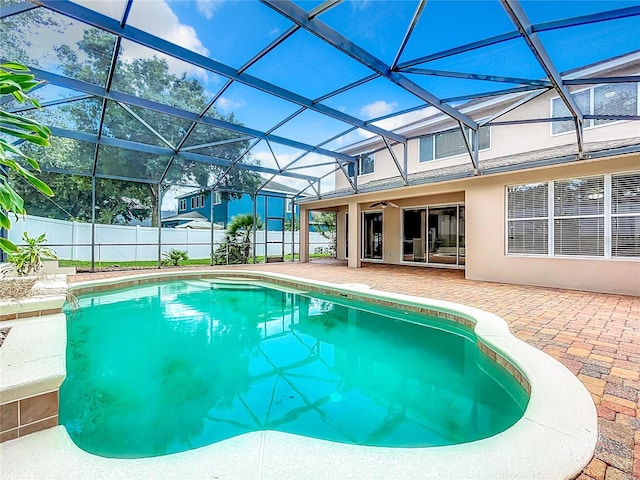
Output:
(298, 52), (640, 296)
(161, 181), (301, 230)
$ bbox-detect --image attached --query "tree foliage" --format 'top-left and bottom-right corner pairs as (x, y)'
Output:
(5, 15), (261, 226)
(0, 62), (53, 253)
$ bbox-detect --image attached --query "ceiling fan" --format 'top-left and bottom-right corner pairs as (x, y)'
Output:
(369, 201), (399, 209)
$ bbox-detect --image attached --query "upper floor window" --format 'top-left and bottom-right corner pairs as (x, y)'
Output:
(213, 191), (221, 205)
(347, 153), (374, 177)
(179, 199), (186, 211)
(190, 193), (206, 209)
(551, 82), (638, 135)
(419, 126), (490, 163)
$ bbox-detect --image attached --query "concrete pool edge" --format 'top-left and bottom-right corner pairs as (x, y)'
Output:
(2, 269), (598, 479)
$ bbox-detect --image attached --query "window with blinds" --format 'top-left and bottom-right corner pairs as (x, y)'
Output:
(419, 126), (490, 162)
(506, 183), (548, 254)
(612, 173), (640, 257)
(554, 177), (604, 256)
(506, 172), (639, 258)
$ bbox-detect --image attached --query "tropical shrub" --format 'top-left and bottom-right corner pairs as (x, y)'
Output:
(9, 232), (58, 276)
(162, 249), (189, 266)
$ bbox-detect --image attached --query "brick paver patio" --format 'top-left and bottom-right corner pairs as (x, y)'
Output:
(69, 261), (639, 480)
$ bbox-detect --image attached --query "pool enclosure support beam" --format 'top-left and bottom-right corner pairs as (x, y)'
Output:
(210, 188), (215, 266)
(252, 195), (257, 265)
(90, 175), (96, 272)
(479, 88), (550, 126)
(336, 160), (357, 194)
(261, 0), (478, 131)
(290, 197), (296, 262)
(398, 67), (551, 87)
(458, 121), (480, 175)
(382, 137), (408, 185)
(565, 76), (640, 85)
(499, 0), (585, 159)
(36, 0), (405, 145)
(0, 1), (37, 18)
(390, 0), (426, 71)
(157, 185), (163, 269)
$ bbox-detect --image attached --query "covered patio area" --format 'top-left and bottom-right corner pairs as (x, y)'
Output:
(67, 261), (640, 480)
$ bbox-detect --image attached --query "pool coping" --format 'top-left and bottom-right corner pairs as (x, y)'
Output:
(1, 269), (598, 479)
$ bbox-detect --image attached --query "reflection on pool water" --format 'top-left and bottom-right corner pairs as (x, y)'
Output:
(61, 280), (528, 458)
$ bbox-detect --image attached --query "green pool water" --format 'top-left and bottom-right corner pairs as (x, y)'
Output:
(60, 280), (528, 458)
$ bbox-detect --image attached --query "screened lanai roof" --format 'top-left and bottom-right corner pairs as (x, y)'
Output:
(2, 0), (639, 199)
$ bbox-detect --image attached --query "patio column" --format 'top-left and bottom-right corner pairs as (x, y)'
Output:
(348, 201), (361, 268)
(299, 206), (309, 263)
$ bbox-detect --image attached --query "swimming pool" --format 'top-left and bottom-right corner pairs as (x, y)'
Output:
(61, 279), (528, 458)
(50, 269), (597, 479)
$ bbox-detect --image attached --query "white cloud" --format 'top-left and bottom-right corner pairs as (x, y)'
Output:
(359, 100), (397, 120)
(123, 0), (210, 78)
(217, 96), (246, 112)
(195, 0), (224, 20)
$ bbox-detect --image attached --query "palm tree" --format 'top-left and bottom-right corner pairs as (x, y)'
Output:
(215, 214), (263, 264)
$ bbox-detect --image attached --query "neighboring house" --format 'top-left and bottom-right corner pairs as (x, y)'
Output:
(161, 181), (301, 229)
(299, 52), (640, 296)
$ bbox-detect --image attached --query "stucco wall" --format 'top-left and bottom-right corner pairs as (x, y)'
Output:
(308, 154), (639, 296)
(465, 156), (640, 296)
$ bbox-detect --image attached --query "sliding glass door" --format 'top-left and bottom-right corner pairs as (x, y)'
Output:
(402, 209), (427, 262)
(402, 204), (465, 266)
(428, 206), (458, 265)
(363, 212), (383, 260)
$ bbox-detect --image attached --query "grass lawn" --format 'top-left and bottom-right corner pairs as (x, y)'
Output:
(59, 253), (332, 269)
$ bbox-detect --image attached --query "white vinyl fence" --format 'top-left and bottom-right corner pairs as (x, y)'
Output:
(8, 215), (331, 262)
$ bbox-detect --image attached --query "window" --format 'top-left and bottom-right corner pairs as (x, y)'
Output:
(506, 172), (640, 258)
(507, 183), (549, 255)
(179, 199), (186, 211)
(419, 126), (490, 162)
(347, 153), (374, 177)
(551, 82), (638, 135)
(213, 191), (221, 205)
(554, 177), (604, 256)
(190, 194), (205, 209)
(611, 173), (640, 257)
(286, 199), (293, 213)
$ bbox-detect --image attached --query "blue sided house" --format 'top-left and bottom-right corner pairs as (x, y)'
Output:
(161, 181), (301, 230)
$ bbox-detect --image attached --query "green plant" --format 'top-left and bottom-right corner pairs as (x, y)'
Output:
(213, 214), (263, 265)
(0, 62), (53, 253)
(9, 232), (58, 276)
(162, 248), (189, 266)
